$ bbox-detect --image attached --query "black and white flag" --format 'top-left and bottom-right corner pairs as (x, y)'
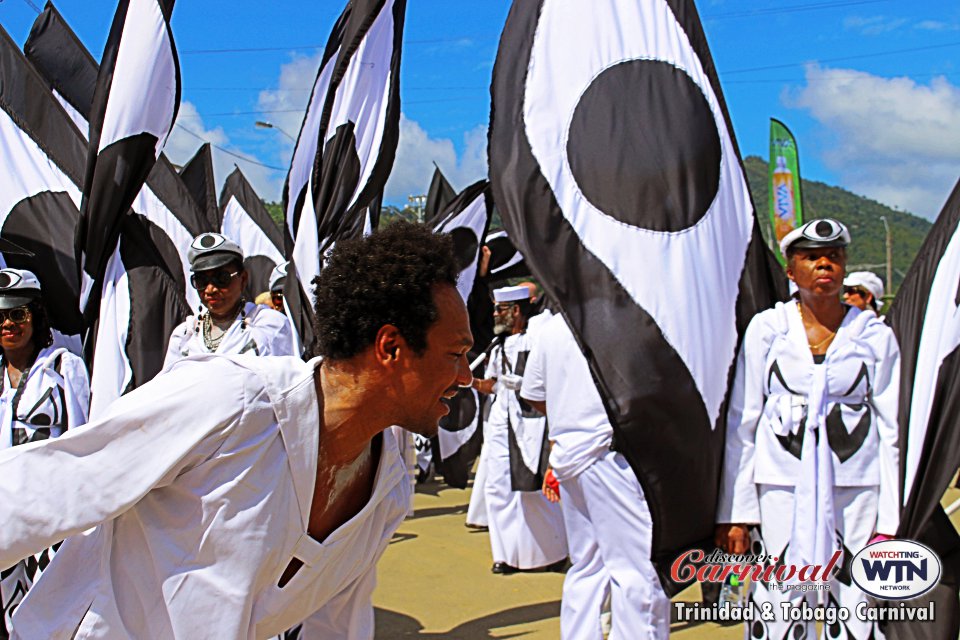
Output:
(180, 143), (220, 232)
(219, 167), (285, 299)
(489, 0), (784, 592)
(0, 25), (85, 343)
(74, 0), (183, 415)
(285, 0), (405, 356)
(431, 180), (492, 487)
(76, 0), (180, 317)
(884, 179), (960, 639)
(433, 180), (491, 304)
(484, 228), (529, 282)
(424, 165), (456, 227)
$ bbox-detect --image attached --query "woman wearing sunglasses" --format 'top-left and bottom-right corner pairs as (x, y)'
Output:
(0, 268), (90, 634)
(163, 233), (293, 368)
(715, 219), (900, 639)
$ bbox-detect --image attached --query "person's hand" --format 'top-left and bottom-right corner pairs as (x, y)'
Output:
(478, 245), (492, 278)
(500, 373), (522, 391)
(715, 524), (751, 554)
(542, 468), (560, 503)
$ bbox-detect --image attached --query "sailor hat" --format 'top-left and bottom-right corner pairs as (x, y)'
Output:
(493, 285), (531, 303)
(0, 268), (41, 309)
(779, 218), (850, 257)
(187, 233), (244, 272)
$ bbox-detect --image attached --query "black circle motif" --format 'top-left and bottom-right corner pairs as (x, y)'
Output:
(199, 234), (218, 249)
(0, 273), (11, 289)
(566, 60), (722, 232)
(448, 228), (479, 273)
(815, 220), (833, 237)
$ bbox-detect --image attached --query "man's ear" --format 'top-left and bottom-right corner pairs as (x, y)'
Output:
(374, 324), (404, 365)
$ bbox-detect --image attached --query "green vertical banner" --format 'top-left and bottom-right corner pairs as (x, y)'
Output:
(769, 118), (804, 264)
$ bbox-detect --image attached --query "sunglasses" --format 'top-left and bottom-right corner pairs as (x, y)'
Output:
(271, 293), (284, 306)
(844, 287), (866, 298)
(191, 270), (240, 290)
(494, 303), (517, 313)
(0, 306), (31, 324)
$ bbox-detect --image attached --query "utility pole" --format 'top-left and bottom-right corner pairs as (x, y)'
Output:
(408, 194), (427, 223)
(879, 216), (893, 293)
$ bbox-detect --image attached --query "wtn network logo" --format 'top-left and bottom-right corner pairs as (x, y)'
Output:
(852, 540), (941, 600)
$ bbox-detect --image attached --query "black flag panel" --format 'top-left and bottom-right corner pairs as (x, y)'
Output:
(884, 179), (960, 638)
(219, 167), (285, 299)
(0, 25), (85, 338)
(77, 0), (181, 319)
(179, 143), (220, 232)
(285, 0), (405, 357)
(424, 165), (456, 227)
(489, 0), (783, 593)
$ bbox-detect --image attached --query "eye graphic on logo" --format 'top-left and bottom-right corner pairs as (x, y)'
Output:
(194, 233), (225, 250)
(0, 271), (19, 289)
(851, 539), (941, 600)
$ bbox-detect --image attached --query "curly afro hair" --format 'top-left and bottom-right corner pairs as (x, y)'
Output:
(313, 221), (459, 361)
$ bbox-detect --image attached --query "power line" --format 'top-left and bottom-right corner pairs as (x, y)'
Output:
(724, 40), (960, 75)
(174, 124), (286, 171)
(703, 0), (892, 20)
(20, 0), (42, 13)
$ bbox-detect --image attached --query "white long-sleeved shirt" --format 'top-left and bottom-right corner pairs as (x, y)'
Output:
(717, 300), (900, 535)
(163, 301), (293, 368)
(0, 355), (410, 639)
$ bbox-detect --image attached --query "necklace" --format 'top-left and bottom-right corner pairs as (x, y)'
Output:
(202, 313), (227, 351)
(797, 302), (837, 353)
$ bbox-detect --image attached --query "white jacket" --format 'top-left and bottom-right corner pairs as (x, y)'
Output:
(717, 300), (900, 536)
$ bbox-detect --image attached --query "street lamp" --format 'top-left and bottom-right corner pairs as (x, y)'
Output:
(254, 120), (296, 143)
(879, 216), (893, 294)
(408, 194), (427, 223)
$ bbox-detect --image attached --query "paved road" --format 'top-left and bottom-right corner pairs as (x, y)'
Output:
(372, 477), (740, 639)
(373, 478), (960, 639)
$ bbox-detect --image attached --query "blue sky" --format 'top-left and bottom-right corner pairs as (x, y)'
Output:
(2, 0), (960, 219)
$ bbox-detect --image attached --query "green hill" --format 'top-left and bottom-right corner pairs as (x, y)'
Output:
(744, 156), (931, 292)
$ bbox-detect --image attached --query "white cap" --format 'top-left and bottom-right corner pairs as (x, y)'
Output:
(187, 233), (244, 272)
(269, 261), (289, 293)
(493, 285), (531, 303)
(844, 271), (884, 303)
(779, 218), (850, 258)
(0, 268), (41, 309)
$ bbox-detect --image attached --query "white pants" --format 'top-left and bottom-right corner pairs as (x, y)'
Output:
(558, 451), (669, 640)
(484, 423), (567, 568)
(747, 484), (882, 640)
(466, 444), (489, 527)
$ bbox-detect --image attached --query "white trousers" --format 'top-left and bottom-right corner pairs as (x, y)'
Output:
(747, 484), (882, 640)
(558, 451), (669, 640)
(484, 423), (567, 568)
(466, 444), (489, 527)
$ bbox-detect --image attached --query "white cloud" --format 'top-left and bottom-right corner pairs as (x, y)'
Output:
(165, 101), (281, 202)
(257, 52), (488, 207)
(843, 15), (909, 36)
(915, 20), (960, 32)
(786, 65), (960, 219)
(383, 115), (488, 203)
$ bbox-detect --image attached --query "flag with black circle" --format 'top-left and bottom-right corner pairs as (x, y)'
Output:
(885, 178), (960, 638)
(489, 0), (785, 593)
(76, 0), (181, 325)
(179, 143), (220, 232)
(284, 0), (405, 357)
(429, 180), (492, 486)
(484, 228), (529, 282)
(424, 165), (456, 227)
(32, 0), (192, 415)
(0, 24), (84, 340)
(219, 167), (285, 300)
